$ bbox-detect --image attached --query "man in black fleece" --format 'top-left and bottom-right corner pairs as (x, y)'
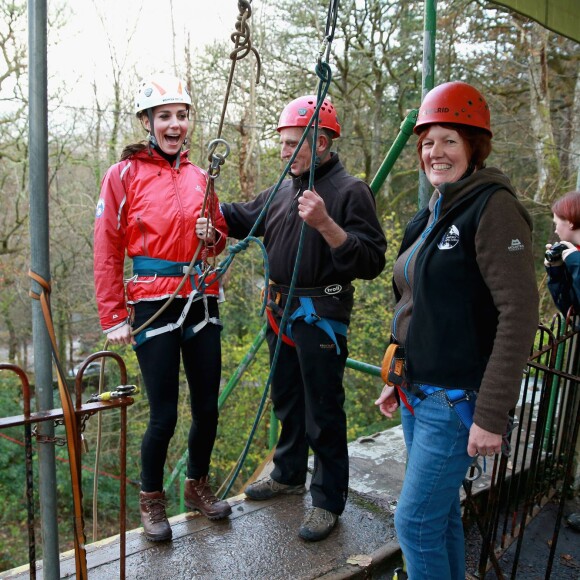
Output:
(219, 95), (387, 541)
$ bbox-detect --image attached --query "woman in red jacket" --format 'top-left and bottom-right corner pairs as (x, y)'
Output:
(94, 74), (231, 542)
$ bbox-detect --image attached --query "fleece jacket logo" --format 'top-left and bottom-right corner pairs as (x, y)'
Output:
(437, 225), (460, 250)
(508, 239), (525, 252)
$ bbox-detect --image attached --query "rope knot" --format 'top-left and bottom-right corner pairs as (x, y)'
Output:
(315, 61), (332, 83)
(229, 239), (250, 254)
(228, 0), (261, 81)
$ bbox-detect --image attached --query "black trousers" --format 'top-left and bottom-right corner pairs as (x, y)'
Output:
(266, 320), (349, 515)
(134, 297), (222, 492)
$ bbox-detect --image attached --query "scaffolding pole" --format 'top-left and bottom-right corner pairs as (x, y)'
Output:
(29, 0), (61, 577)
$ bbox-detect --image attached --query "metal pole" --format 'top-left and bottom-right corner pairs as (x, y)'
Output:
(218, 324), (267, 408)
(345, 358), (381, 377)
(418, 0), (437, 209)
(369, 110), (419, 196)
(28, 0), (60, 577)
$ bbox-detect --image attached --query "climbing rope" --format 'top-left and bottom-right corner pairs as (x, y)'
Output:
(198, 0), (261, 272)
(214, 0), (261, 142)
(213, 0), (339, 282)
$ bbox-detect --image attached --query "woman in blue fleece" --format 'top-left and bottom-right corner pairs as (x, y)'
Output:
(544, 190), (580, 534)
(545, 190), (580, 317)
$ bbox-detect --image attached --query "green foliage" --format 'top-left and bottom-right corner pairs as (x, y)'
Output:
(0, 376), (34, 571)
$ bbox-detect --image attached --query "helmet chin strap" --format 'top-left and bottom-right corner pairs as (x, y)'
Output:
(146, 109), (158, 147)
(305, 130), (322, 170)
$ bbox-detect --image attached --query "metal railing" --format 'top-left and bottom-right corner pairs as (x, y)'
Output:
(463, 314), (580, 579)
(2, 313), (578, 579)
(0, 353), (135, 579)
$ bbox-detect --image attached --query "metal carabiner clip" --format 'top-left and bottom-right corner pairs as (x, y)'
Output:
(465, 456), (483, 482)
(207, 138), (231, 179)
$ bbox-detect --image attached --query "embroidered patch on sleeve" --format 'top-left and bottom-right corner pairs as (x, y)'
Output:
(96, 198), (105, 218)
(508, 239), (525, 252)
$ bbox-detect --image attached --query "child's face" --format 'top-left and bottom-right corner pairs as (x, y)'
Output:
(553, 213), (574, 243)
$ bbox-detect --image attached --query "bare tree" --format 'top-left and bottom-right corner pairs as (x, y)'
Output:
(515, 19), (560, 202)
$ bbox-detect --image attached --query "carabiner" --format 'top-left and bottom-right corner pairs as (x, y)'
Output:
(465, 456), (483, 482)
(207, 138), (231, 179)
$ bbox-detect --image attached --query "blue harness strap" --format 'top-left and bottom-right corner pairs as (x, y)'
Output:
(413, 385), (476, 431)
(286, 296), (348, 354)
(445, 389), (476, 430)
(133, 256), (190, 276)
(408, 384), (487, 480)
(132, 256), (205, 289)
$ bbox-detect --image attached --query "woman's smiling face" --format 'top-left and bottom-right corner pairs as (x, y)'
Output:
(144, 103), (189, 155)
(421, 125), (470, 187)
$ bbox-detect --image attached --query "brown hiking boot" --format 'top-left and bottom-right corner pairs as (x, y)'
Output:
(244, 477), (306, 500)
(184, 476), (232, 520)
(139, 490), (172, 542)
(298, 507), (338, 541)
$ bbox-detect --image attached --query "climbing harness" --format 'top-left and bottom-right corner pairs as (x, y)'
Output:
(130, 256), (223, 348)
(382, 342), (517, 486)
(410, 385), (476, 431)
(381, 343), (476, 429)
(381, 343), (486, 481)
(265, 283), (350, 353)
(132, 292), (222, 347)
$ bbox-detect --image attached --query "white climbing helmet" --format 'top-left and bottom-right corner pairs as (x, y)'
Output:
(134, 74), (192, 116)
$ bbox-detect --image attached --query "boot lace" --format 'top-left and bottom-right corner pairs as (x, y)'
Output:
(143, 497), (168, 523)
(195, 478), (220, 504)
(304, 507), (333, 527)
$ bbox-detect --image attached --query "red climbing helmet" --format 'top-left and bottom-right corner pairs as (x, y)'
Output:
(277, 95), (341, 138)
(414, 81), (492, 137)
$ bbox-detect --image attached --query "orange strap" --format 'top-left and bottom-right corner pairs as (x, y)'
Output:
(262, 285), (296, 347)
(381, 343), (413, 414)
(266, 308), (296, 347)
(29, 270), (88, 579)
(381, 344), (402, 385)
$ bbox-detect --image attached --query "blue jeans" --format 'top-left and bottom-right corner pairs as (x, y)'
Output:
(394, 388), (474, 580)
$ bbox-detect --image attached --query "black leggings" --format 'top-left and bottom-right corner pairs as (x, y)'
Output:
(134, 297), (222, 492)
